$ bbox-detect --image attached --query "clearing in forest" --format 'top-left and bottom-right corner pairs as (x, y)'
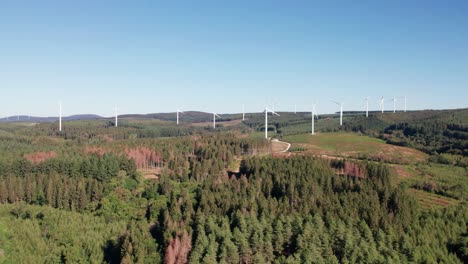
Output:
(285, 132), (427, 164)
(408, 188), (459, 209)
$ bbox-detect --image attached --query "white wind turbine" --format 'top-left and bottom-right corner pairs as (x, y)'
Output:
(392, 97), (397, 113)
(364, 97), (370, 117)
(176, 109), (184, 125)
(59, 101), (62, 132)
(213, 112), (221, 128)
(379, 96), (385, 113)
(242, 105), (245, 121)
(311, 103), (318, 135)
(264, 106), (279, 139)
(114, 105), (118, 127)
(331, 100), (343, 126)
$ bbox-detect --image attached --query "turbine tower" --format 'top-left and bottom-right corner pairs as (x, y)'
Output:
(392, 97), (397, 113)
(364, 97), (369, 117)
(176, 109), (184, 125)
(379, 97), (385, 113)
(213, 112), (221, 128)
(59, 101), (62, 132)
(264, 106), (279, 139)
(331, 101), (343, 126)
(114, 106), (118, 127)
(311, 104), (318, 135)
(242, 105), (245, 121)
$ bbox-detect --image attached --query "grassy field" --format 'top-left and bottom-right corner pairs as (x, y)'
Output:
(278, 115), (351, 135)
(284, 132), (427, 164)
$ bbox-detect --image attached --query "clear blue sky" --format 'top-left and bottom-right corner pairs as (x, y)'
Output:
(1, 0), (467, 116)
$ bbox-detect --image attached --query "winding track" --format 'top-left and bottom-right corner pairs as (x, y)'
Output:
(271, 138), (291, 153)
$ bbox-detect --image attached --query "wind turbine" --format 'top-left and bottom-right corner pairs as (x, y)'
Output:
(331, 100), (343, 126)
(392, 97), (397, 113)
(364, 97), (369, 117)
(114, 105), (118, 127)
(379, 97), (385, 113)
(213, 112), (221, 128)
(242, 105), (245, 121)
(176, 109), (184, 125)
(264, 106), (279, 139)
(59, 101), (62, 132)
(311, 104), (318, 135)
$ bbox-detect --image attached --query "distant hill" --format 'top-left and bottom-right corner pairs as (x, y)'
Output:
(0, 111), (245, 124)
(0, 114), (104, 123)
(120, 111), (242, 123)
(342, 108), (468, 156)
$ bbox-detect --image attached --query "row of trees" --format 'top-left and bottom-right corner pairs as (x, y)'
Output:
(0, 153), (137, 181)
(383, 121), (468, 156)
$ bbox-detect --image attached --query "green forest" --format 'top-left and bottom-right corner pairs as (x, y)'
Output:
(0, 110), (466, 263)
